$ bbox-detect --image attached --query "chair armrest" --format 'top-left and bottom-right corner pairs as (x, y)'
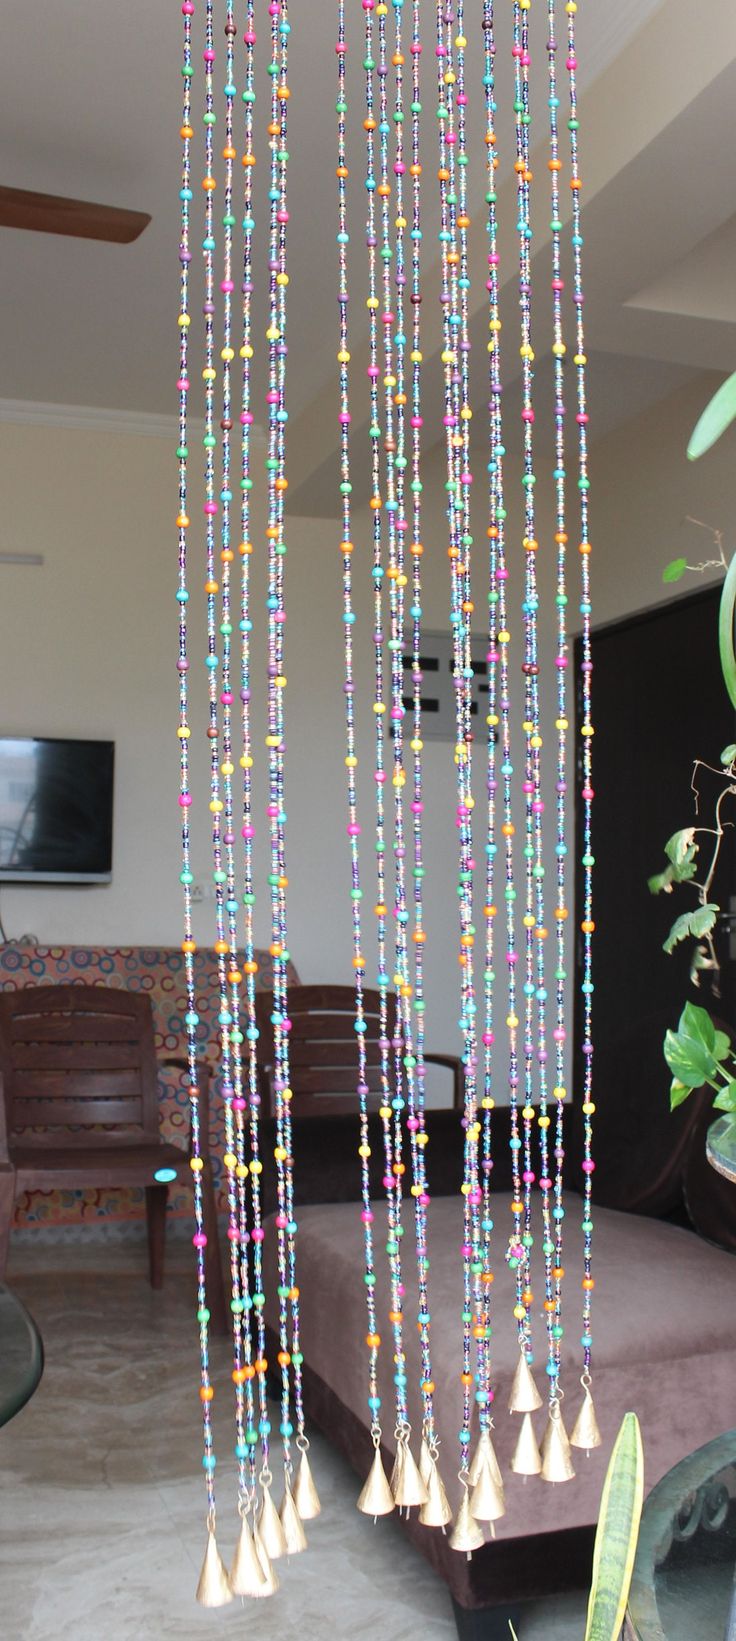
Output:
(424, 1052), (464, 1111)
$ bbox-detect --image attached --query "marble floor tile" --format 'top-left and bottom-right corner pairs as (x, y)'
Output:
(2, 1247), (586, 1641)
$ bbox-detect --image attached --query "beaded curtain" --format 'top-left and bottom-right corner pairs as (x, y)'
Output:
(174, 0), (596, 1605)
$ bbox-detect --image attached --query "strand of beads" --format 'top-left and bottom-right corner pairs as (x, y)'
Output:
(432, 3), (482, 1549)
(531, 0), (575, 1484)
(362, 0), (414, 1488)
(263, 0), (299, 1524)
(471, 0), (508, 1524)
(176, 4), (224, 1594)
(373, 0), (418, 1498)
(403, 0), (446, 1520)
(382, 0), (438, 1517)
(505, 0), (549, 1480)
(335, 0), (389, 1520)
(212, 0), (259, 1544)
(565, 0), (600, 1458)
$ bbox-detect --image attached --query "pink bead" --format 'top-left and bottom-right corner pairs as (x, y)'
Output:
(179, 794), (192, 808)
(582, 1160), (595, 1174)
(227, 1226), (239, 1242)
(233, 1097), (246, 1113)
(193, 1232), (207, 1248)
(252, 1227), (265, 1242)
(275, 1213), (288, 1229)
(522, 1171), (535, 1185)
(361, 1209), (374, 1223)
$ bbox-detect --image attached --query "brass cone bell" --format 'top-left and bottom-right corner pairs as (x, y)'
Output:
(258, 1484), (288, 1560)
(293, 1448), (322, 1520)
(389, 1439), (405, 1498)
(570, 1389), (602, 1453)
(392, 1440), (429, 1510)
(449, 1489), (485, 1554)
(196, 1529), (234, 1607)
(508, 1350), (543, 1414)
(357, 1447), (396, 1517)
(418, 1457), (453, 1528)
(510, 1412), (542, 1476)
(469, 1462), (506, 1525)
(541, 1411), (576, 1484)
(228, 1518), (269, 1598)
(252, 1522), (280, 1596)
(468, 1428), (503, 1490)
(280, 1480), (308, 1555)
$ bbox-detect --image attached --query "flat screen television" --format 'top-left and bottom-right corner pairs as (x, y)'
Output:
(0, 737), (114, 883)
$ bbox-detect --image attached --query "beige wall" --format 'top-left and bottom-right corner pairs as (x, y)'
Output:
(0, 380), (731, 1077)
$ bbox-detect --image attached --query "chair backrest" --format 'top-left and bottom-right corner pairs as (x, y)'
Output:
(0, 984), (161, 1145)
(255, 983), (398, 1115)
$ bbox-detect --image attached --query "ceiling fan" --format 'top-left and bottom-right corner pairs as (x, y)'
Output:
(0, 185), (150, 244)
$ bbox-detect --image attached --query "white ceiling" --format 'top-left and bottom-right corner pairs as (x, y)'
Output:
(0, 0), (734, 507)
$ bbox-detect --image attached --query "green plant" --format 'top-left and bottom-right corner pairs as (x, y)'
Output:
(649, 375), (736, 1113)
(584, 1412), (644, 1641)
(507, 1413), (644, 1641)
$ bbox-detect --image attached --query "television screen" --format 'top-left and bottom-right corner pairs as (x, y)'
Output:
(0, 738), (114, 882)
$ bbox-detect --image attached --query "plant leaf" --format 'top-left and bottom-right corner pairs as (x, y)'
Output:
(664, 828), (696, 868)
(662, 557), (687, 584)
(687, 371), (736, 460)
(648, 866), (674, 896)
(584, 1412), (644, 1641)
(680, 1000), (716, 1051)
(670, 1078), (691, 1111)
(664, 1030), (711, 1088)
(713, 1030), (732, 1064)
(721, 744), (736, 766)
(713, 1081), (736, 1113)
(719, 552), (736, 710)
(662, 905), (718, 954)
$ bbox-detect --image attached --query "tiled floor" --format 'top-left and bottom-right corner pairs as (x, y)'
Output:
(1, 1241), (587, 1641)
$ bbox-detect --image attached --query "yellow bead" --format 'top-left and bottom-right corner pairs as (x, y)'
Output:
(223, 1152), (237, 1169)
(190, 1157), (204, 1173)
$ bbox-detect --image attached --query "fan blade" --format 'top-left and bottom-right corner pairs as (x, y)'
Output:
(0, 186), (150, 244)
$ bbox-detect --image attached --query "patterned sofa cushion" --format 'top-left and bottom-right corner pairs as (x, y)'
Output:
(0, 943), (299, 1228)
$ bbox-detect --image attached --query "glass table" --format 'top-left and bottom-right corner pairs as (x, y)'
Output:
(707, 1115), (736, 1183)
(0, 1283), (44, 1427)
(628, 1429), (736, 1640)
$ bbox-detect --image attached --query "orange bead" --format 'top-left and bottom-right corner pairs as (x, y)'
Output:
(254, 1358), (268, 1376)
(200, 1385), (214, 1402)
(582, 1277), (595, 1291)
(460, 1372), (473, 1387)
(366, 1333), (381, 1349)
(277, 1350), (291, 1367)
(232, 1367), (247, 1386)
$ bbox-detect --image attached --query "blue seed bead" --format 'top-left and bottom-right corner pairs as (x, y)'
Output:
(202, 1454), (217, 1471)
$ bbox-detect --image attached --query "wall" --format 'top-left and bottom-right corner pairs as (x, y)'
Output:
(0, 378), (731, 1090)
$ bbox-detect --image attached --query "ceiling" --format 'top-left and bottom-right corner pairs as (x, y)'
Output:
(0, 0), (734, 511)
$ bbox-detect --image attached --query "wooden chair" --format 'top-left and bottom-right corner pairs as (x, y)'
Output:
(0, 984), (227, 1331)
(255, 983), (463, 1115)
